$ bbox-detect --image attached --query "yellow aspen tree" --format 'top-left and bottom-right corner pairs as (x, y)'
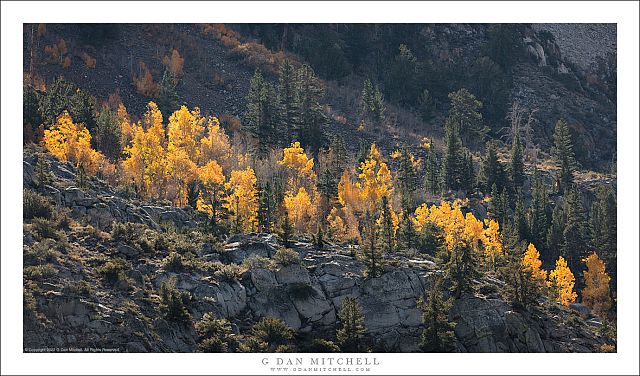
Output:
(327, 207), (347, 241)
(412, 203), (430, 232)
(284, 187), (317, 233)
(522, 243), (547, 285)
(482, 219), (503, 268)
(548, 256), (578, 306)
(338, 169), (364, 214)
(197, 160), (227, 232)
(357, 144), (393, 212)
(581, 252), (612, 317)
(199, 116), (231, 166)
(278, 141), (316, 190)
(166, 148), (197, 206)
(167, 105), (205, 160)
(225, 167), (258, 233)
(42, 111), (103, 175)
(117, 103), (135, 147)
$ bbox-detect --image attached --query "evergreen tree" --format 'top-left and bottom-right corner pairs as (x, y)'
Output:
(371, 85), (386, 127)
(94, 106), (122, 162)
(23, 84), (42, 139)
(553, 119), (576, 193)
(386, 44), (421, 105)
(329, 135), (348, 179)
(280, 208), (294, 248)
(158, 68), (179, 115)
(441, 239), (480, 299)
(563, 187), (587, 276)
(397, 208), (417, 250)
(462, 151), (475, 192)
(277, 60), (298, 146)
(445, 88), (487, 149)
(417, 276), (455, 352)
(441, 118), (465, 191)
(362, 210), (383, 278)
(360, 79), (374, 120)
(186, 181), (200, 210)
(336, 297), (366, 352)
(589, 185), (617, 278)
(510, 133), (525, 190)
(201, 181), (228, 237)
(494, 186), (510, 227)
(317, 168), (338, 200)
(257, 182), (273, 234)
(68, 86), (97, 133)
(528, 170), (549, 252)
(418, 222), (444, 256)
(546, 204), (565, 265)
(397, 145), (416, 206)
(314, 223), (324, 250)
(378, 196), (395, 253)
(247, 70), (277, 155)
(513, 188), (529, 243)
(38, 76), (75, 126)
(424, 146), (439, 195)
(296, 64), (327, 155)
(479, 140), (505, 193)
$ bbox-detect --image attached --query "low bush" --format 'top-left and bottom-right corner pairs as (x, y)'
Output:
(158, 277), (192, 323)
(24, 264), (58, 280)
(97, 258), (127, 285)
(62, 280), (94, 296)
(214, 264), (244, 282)
(24, 189), (53, 221)
(242, 255), (274, 270)
(273, 248), (301, 267)
(251, 317), (295, 349)
(306, 339), (340, 353)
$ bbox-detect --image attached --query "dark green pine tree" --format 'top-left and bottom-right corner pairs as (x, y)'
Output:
(510, 132), (525, 191)
(247, 70), (277, 156)
(157, 68), (180, 116)
(201, 180), (228, 237)
(257, 182), (273, 234)
(360, 79), (374, 120)
(424, 146), (440, 195)
(371, 85), (386, 128)
(314, 223), (324, 250)
(562, 186), (587, 275)
(589, 185), (617, 278)
(462, 151), (475, 192)
(378, 196), (395, 253)
(479, 140), (506, 194)
(277, 59), (298, 146)
(495, 186), (510, 228)
(445, 88), (487, 150)
(38, 76), (75, 127)
(397, 207), (417, 250)
(418, 276), (455, 352)
(295, 64), (327, 155)
(546, 203), (565, 265)
(513, 188), (529, 243)
(336, 297), (366, 352)
(94, 106), (122, 162)
(397, 145), (416, 207)
(317, 168), (338, 200)
(444, 239), (480, 299)
(329, 135), (348, 179)
(362, 210), (383, 278)
(280, 208), (294, 248)
(23, 84), (42, 137)
(441, 118), (465, 191)
(553, 119), (577, 193)
(528, 169), (549, 253)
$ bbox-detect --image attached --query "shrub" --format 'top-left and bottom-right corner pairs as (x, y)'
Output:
(273, 248), (301, 267)
(251, 317), (295, 349)
(158, 277), (191, 323)
(24, 239), (62, 265)
(195, 313), (233, 339)
(31, 217), (63, 241)
(237, 336), (268, 353)
(164, 252), (185, 272)
(198, 337), (228, 353)
(242, 255), (274, 270)
(97, 259), (127, 285)
(600, 344), (616, 353)
(478, 283), (499, 296)
(306, 339), (340, 353)
(62, 280), (94, 296)
(214, 264), (244, 282)
(24, 190), (53, 221)
(24, 264), (58, 280)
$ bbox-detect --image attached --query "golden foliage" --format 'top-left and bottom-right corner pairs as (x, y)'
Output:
(284, 187), (317, 234)
(548, 256), (578, 306)
(522, 243), (547, 284)
(357, 144), (393, 212)
(482, 219), (503, 266)
(162, 49), (184, 78)
(81, 52), (96, 69)
(581, 252), (612, 316)
(42, 111), (104, 175)
(226, 167), (258, 233)
(133, 62), (160, 97)
(200, 116), (232, 166)
(167, 106), (205, 158)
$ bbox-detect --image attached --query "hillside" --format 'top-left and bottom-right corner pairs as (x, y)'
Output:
(23, 147), (614, 352)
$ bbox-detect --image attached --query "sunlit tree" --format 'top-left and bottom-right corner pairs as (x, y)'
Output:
(581, 252), (612, 317)
(548, 256), (578, 306)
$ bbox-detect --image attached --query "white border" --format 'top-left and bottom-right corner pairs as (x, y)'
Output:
(2, 1), (639, 375)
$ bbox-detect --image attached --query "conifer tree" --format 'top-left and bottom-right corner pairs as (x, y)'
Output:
(94, 106), (122, 162)
(247, 70), (277, 155)
(397, 145), (416, 207)
(510, 133), (525, 190)
(296, 64), (327, 155)
(441, 118), (465, 191)
(479, 140), (505, 193)
(397, 208), (417, 250)
(360, 79), (374, 120)
(589, 185), (617, 278)
(442, 239), (480, 299)
(462, 151), (475, 192)
(336, 297), (366, 352)
(417, 276), (455, 352)
(378, 196), (395, 253)
(328, 135), (348, 179)
(528, 170), (549, 253)
(158, 69), (179, 116)
(445, 88), (487, 149)
(563, 187), (587, 275)
(553, 119), (576, 193)
(513, 189), (529, 243)
(362, 210), (383, 278)
(257, 182), (273, 234)
(277, 60), (298, 146)
(424, 146), (439, 195)
(280, 208), (294, 248)
(546, 204), (565, 265)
